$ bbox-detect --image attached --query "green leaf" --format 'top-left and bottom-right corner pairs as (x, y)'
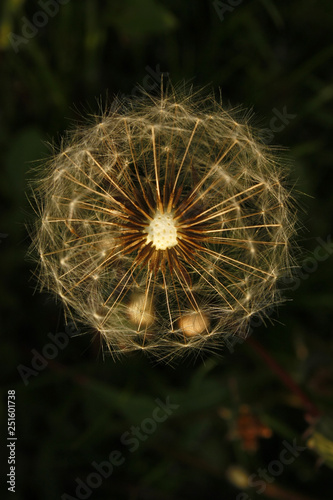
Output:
(107, 0), (178, 39)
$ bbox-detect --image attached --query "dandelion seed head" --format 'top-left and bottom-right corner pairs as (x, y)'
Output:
(29, 82), (297, 361)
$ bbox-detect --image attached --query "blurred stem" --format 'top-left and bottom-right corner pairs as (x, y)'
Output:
(247, 337), (321, 418)
(265, 482), (322, 500)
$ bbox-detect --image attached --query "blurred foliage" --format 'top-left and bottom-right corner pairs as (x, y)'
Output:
(1, 0), (333, 499)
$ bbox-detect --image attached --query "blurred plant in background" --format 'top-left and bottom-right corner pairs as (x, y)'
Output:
(1, 0), (333, 499)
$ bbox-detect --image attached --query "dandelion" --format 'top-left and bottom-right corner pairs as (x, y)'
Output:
(30, 83), (296, 360)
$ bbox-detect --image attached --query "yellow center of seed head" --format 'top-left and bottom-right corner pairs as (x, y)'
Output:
(144, 210), (178, 250)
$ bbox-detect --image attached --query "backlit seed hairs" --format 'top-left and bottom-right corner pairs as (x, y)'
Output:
(30, 84), (296, 360)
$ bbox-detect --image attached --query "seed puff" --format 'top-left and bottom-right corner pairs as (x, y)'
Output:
(30, 83), (297, 360)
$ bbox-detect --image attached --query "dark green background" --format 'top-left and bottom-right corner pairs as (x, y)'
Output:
(1, 1), (333, 499)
